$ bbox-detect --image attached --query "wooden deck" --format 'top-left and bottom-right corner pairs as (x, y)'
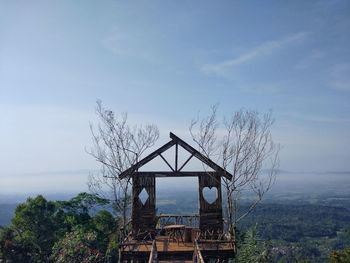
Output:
(120, 236), (234, 261)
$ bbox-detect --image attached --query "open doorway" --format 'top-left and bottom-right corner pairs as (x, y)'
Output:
(156, 176), (198, 215)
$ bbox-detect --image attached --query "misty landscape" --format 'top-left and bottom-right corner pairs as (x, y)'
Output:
(1, 171), (350, 261)
(1, 1), (350, 262)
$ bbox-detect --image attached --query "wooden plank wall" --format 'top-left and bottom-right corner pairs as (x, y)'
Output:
(132, 175), (156, 240)
(198, 173), (223, 235)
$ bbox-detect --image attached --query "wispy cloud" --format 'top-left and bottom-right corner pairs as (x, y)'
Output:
(101, 29), (158, 62)
(295, 49), (325, 69)
(4, 169), (96, 177)
(329, 63), (350, 91)
(282, 111), (350, 124)
(202, 32), (308, 76)
(241, 83), (285, 93)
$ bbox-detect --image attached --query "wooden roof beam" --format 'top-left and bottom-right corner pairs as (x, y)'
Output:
(119, 132), (233, 180)
(119, 140), (176, 178)
(170, 132), (232, 179)
(133, 171), (220, 178)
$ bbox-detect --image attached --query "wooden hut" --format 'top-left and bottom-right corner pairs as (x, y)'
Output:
(118, 132), (235, 262)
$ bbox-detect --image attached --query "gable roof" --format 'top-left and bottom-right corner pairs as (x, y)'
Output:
(119, 132), (232, 179)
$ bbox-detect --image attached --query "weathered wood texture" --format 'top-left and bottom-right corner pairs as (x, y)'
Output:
(148, 240), (158, 263)
(157, 214), (200, 228)
(193, 240), (205, 263)
(120, 140), (176, 178)
(120, 236), (234, 261)
(132, 175), (156, 240)
(126, 133), (229, 246)
(169, 132), (232, 179)
(119, 132), (232, 179)
(133, 171), (220, 177)
(198, 173), (223, 234)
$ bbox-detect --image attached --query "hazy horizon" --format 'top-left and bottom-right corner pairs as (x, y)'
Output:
(1, 169), (349, 199)
(1, 1), (349, 195)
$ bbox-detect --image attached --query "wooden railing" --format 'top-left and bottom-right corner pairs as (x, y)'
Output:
(148, 240), (158, 263)
(193, 240), (205, 263)
(156, 214), (199, 228)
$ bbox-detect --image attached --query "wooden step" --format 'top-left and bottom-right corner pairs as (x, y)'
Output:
(159, 261), (193, 263)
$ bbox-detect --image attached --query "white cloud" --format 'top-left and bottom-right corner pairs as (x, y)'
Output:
(281, 111), (350, 124)
(0, 172), (89, 195)
(241, 83), (285, 93)
(329, 63), (350, 91)
(101, 28), (158, 62)
(274, 117), (350, 172)
(202, 32), (308, 76)
(0, 104), (97, 174)
(102, 33), (134, 56)
(295, 49), (325, 69)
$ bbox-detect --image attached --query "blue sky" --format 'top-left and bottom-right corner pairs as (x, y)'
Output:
(0, 1), (350, 194)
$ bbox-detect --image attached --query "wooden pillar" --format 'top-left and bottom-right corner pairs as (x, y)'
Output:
(198, 173), (223, 235)
(131, 174), (156, 240)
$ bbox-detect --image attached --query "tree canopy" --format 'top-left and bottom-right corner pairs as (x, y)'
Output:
(0, 193), (118, 263)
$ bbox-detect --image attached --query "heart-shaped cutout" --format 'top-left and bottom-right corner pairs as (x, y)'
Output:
(202, 186), (218, 204)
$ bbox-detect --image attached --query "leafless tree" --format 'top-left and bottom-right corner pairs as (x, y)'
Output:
(190, 105), (280, 242)
(87, 100), (159, 227)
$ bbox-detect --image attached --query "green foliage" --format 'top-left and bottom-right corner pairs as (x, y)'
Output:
(93, 210), (117, 250)
(237, 203), (350, 262)
(2, 192), (350, 262)
(239, 204), (350, 243)
(56, 192), (110, 229)
(0, 193), (119, 263)
(329, 247), (350, 263)
(0, 204), (17, 226)
(58, 192), (109, 214)
(51, 227), (104, 263)
(0, 226), (32, 262)
(0, 195), (65, 262)
(235, 226), (271, 263)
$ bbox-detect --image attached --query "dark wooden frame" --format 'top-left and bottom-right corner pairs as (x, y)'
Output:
(120, 132), (232, 240)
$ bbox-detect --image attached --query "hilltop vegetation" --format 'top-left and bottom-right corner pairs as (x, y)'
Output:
(238, 203), (350, 262)
(0, 204), (17, 227)
(0, 193), (119, 262)
(156, 191), (350, 262)
(1, 191), (350, 262)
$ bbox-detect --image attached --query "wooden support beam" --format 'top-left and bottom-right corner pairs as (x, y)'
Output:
(193, 240), (205, 263)
(175, 143), (178, 172)
(178, 152), (194, 172)
(170, 132), (232, 179)
(133, 171), (220, 178)
(119, 132), (232, 179)
(148, 240), (158, 263)
(119, 140), (176, 178)
(159, 153), (175, 172)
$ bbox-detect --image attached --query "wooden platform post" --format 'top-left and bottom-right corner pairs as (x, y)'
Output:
(132, 174), (156, 240)
(198, 173), (223, 236)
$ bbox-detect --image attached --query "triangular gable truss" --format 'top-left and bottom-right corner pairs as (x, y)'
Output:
(119, 132), (232, 179)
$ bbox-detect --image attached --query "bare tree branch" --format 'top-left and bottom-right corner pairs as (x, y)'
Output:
(87, 100), (159, 227)
(189, 107), (280, 243)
